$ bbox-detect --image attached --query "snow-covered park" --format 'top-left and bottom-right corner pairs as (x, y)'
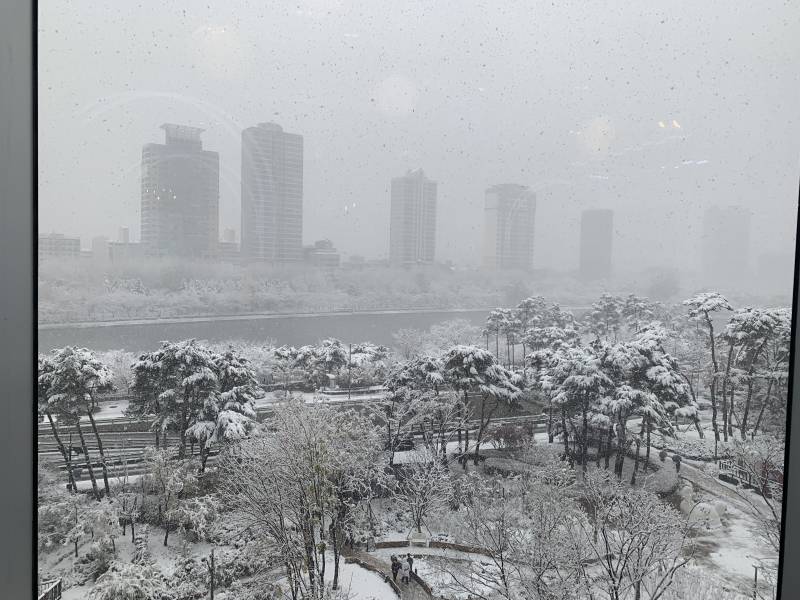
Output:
(37, 293), (787, 600)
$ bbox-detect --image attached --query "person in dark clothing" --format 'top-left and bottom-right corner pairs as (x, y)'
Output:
(406, 553), (414, 571)
(390, 556), (400, 582)
(672, 454), (682, 473)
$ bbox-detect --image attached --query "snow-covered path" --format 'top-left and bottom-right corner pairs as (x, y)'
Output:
(345, 550), (432, 600)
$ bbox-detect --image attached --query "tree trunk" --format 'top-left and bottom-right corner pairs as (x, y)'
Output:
(645, 419), (652, 471)
(178, 395), (189, 459)
(561, 410), (570, 458)
(332, 525), (341, 590)
(463, 390), (470, 462)
(741, 379), (754, 440)
(728, 385), (737, 439)
(721, 344), (734, 443)
(46, 413), (77, 492)
(615, 414), (627, 479)
(752, 380), (774, 439)
(163, 523), (170, 547)
(630, 438), (641, 485)
(604, 424), (614, 470)
(547, 401), (554, 443)
(473, 396), (499, 466)
(741, 339), (769, 440)
(581, 401), (589, 472)
(86, 404), (111, 497)
(200, 445), (210, 473)
(705, 314), (721, 442)
(76, 421), (101, 500)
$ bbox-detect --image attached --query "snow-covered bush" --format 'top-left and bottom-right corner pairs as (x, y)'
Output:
(74, 539), (115, 582)
(89, 561), (169, 600)
(132, 525), (152, 566)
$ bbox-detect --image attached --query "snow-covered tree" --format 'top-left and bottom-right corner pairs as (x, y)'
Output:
(585, 294), (624, 342)
(130, 340), (219, 459)
(596, 325), (698, 477)
(142, 448), (198, 547)
(443, 345), (522, 465)
(272, 345), (301, 391)
(39, 346), (115, 499)
(393, 449), (452, 534)
(752, 308), (791, 438)
(380, 354), (444, 465)
(721, 307), (784, 440)
(621, 294), (656, 336)
(541, 345), (613, 470)
(683, 292), (733, 443)
(294, 338), (349, 390)
(186, 347), (259, 472)
(218, 402), (384, 597)
(579, 471), (695, 600)
(37, 354), (78, 492)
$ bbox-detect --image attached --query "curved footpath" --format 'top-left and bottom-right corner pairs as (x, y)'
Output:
(343, 549), (432, 600)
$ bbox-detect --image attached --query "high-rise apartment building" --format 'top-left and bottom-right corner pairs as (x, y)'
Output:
(579, 209), (614, 280)
(482, 184), (536, 271)
(241, 122), (304, 263)
(702, 205), (751, 285)
(140, 124), (219, 259)
(389, 169), (437, 266)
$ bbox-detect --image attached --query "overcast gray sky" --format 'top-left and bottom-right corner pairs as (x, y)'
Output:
(38, 0), (800, 271)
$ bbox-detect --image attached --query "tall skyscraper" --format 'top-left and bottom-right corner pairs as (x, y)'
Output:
(389, 169), (437, 266)
(702, 205), (751, 285)
(579, 209), (614, 280)
(140, 124), (219, 258)
(241, 122), (304, 263)
(482, 184), (536, 271)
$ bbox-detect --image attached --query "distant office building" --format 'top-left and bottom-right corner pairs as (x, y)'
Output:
(222, 228), (237, 243)
(140, 124), (220, 259)
(579, 209), (614, 280)
(118, 227), (130, 244)
(91, 236), (110, 264)
(218, 241), (240, 263)
(482, 184), (536, 271)
(702, 205), (751, 285)
(303, 239), (341, 268)
(109, 241), (145, 263)
(241, 122), (303, 263)
(389, 169), (437, 266)
(343, 255), (366, 270)
(38, 233), (80, 261)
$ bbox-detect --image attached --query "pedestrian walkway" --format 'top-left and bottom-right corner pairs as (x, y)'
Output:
(344, 549), (432, 600)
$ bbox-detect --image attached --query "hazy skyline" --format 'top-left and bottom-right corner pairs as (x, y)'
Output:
(38, 0), (800, 272)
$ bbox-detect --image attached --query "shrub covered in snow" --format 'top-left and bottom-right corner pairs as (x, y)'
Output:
(89, 561), (170, 600)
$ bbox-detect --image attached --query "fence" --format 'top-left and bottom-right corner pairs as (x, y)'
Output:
(37, 579), (62, 600)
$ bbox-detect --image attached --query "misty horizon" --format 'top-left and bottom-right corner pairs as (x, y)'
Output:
(37, 0), (800, 273)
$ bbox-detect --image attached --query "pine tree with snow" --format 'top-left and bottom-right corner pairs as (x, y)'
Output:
(39, 346), (115, 499)
(584, 294), (624, 342)
(131, 340), (219, 459)
(442, 345), (522, 465)
(187, 347), (259, 472)
(683, 292), (734, 443)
